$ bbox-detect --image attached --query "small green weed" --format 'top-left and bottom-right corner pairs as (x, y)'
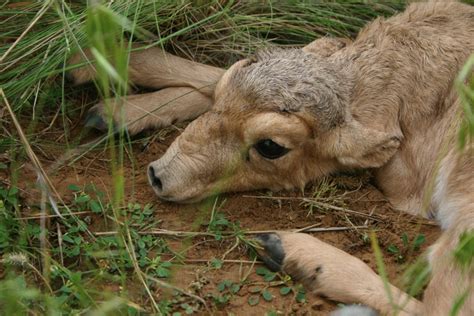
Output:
(207, 211), (232, 241)
(0, 185), (22, 252)
(305, 177), (347, 216)
(247, 266), (306, 307)
(387, 233), (426, 262)
(213, 279), (241, 306)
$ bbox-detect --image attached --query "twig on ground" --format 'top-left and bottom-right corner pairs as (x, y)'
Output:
(15, 211), (92, 220)
(364, 206), (377, 226)
(94, 225), (369, 237)
(221, 237), (240, 261)
(243, 194), (384, 221)
(294, 222), (322, 233)
(145, 274), (210, 313)
(183, 259), (262, 264)
(303, 225), (368, 233)
(95, 230), (217, 237)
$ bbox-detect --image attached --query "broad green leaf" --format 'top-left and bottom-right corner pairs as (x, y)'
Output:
(248, 295), (260, 306)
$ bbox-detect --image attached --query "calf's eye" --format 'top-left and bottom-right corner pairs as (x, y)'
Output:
(254, 139), (290, 160)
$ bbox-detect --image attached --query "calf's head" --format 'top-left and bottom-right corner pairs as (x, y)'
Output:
(148, 49), (400, 203)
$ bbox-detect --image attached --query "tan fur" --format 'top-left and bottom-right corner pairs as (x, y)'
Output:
(277, 232), (422, 315)
(69, 1), (474, 314)
(88, 88), (212, 134)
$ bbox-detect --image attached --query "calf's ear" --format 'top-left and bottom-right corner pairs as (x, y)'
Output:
(302, 37), (352, 57)
(325, 120), (401, 169)
(214, 59), (249, 100)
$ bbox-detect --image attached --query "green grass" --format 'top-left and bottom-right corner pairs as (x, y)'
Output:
(1, 0), (473, 315)
(1, 1), (405, 109)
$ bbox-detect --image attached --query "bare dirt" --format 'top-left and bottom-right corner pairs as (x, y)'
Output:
(8, 111), (441, 316)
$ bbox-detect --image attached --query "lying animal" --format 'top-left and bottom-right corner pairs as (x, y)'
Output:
(69, 1), (474, 315)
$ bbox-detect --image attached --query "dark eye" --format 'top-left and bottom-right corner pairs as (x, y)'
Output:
(254, 139), (290, 160)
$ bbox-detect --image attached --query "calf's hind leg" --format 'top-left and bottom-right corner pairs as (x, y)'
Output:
(68, 45), (224, 134)
(67, 45), (224, 96)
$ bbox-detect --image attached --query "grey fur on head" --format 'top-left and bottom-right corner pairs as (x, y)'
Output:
(231, 48), (349, 131)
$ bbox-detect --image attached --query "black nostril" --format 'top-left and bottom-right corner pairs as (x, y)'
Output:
(148, 166), (163, 191)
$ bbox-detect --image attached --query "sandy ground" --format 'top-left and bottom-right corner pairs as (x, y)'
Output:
(10, 116), (440, 314)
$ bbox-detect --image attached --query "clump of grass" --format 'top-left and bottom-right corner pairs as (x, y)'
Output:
(1, 1), (406, 114)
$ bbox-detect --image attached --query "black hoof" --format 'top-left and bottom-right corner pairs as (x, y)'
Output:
(85, 109), (108, 131)
(255, 233), (286, 272)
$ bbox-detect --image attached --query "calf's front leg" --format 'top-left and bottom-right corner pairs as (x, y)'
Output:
(86, 87), (213, 135)
(256, 233), (421, 315)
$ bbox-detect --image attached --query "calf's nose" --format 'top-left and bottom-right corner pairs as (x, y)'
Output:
(148, 165), (163, 191)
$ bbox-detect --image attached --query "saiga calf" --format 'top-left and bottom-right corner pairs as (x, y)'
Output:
(69, 1), (474, 315)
